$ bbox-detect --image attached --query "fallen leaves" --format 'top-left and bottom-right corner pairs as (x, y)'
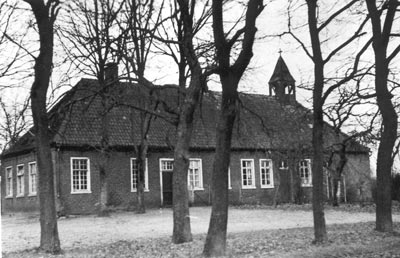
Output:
(4, 222), (400, 258)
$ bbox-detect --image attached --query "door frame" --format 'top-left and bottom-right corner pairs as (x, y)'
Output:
(159, 158), (174, 206)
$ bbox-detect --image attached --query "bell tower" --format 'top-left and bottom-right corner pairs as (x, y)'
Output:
(268, 55), (296, 104)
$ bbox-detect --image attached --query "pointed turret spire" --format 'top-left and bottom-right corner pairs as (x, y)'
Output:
(268, 55), (296, 104)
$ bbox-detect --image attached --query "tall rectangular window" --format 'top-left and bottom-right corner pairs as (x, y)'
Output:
(28, 162), (37, 195)
(71, 158), (91, 193)
(228, 167), (232, 189)
(241, 159), (255, 189)
(6, 167), (13, 197)
(188, 159), (203, 190)
(131, 158), (149, 192)
(260, 159), (274, 188)
(299, 159), (312, 186)
(16, 165), (24, 197)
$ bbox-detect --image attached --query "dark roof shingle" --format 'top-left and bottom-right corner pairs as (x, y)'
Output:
(1, 78), (369, 158)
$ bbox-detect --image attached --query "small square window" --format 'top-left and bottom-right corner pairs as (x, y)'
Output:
(279, 160), (289, 169)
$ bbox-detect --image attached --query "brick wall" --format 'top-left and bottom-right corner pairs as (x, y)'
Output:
(1, 152), (39, 212)
(1, 148), (370, 214)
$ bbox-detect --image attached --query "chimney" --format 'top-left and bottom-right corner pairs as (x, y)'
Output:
(104, 63), (118, 83)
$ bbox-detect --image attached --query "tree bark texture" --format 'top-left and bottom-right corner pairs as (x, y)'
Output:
(98, 87), (111, 217)
(98, 164), (109, 216)
(332, 177), (340, 206)
(306, 0), (328, 243)
(172, 0), (207, 244)
(203, 80), (237, 256)
(366, 0), (398, 232)
(136, 143), (148, 214)
(24, 0), (61, 253)
(332, 144), (347, 206)
(203, 0), (263, 256)
(172, 78), (202, 243)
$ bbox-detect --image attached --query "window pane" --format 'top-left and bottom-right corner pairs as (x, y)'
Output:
(299, 160), (311, 185)
(72, 159), (89, 192)
(242, 160), (254, 187)
(188, 160), (202, 189)
(132, 159), (138, 190)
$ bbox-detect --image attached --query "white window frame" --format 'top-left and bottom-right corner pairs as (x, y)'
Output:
(159, 158), (174, 204)
(241, 159), (256, 189)
(279, 160), (289, 170)
(70, 157), (91, 194)
(5, 166), (13, 198)
(228, 167), (232, 189)
(299, 159), (312, 187)
(16, 164), (25, 197)
(28, 162), (37, 196)
(188, 158), (204, 190)
(260, 159), (274, 188)
(160, 159), (174, 172)
(131, 158), (149, 192)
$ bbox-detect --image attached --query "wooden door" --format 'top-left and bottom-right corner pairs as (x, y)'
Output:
(162, 172), (173, 206)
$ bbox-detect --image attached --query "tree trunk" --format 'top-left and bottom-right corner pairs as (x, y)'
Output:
(98, 94), (110, 217)
(136, 181), (145, 213)
(375, 53), (396, 232)
(98, 165), (109, 217)
(203, 77), (237, 257)
(33, 105), (61, 253)
(332, 177), (339, 207)
(273, 166), (281, 207)
(332, 144), (347, 207)
(203, 0), (263, 255)
(289, 155), (295, 203)
(26, 0), (61, 253)
(136, 144), (147, 214)
(172, 140), (192, 243)
(307, 0), (327, 243)
(172, 74), (202, 244)
(365, 0), (398, 233)
(311, 114), (328, 243)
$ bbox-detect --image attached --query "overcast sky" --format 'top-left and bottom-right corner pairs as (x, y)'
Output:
(2, 1), (400, 174)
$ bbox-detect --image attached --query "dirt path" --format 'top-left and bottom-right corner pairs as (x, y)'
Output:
(2, 207), (400, 253)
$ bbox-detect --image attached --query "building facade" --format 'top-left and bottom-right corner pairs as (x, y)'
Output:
(1, 57), (371, 214)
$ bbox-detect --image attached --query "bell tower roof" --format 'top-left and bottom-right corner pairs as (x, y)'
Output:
(268, 55), (296, 104)
(268, 55), (295, 85)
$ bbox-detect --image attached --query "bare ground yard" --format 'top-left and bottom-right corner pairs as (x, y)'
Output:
(2, 205), (400, 257)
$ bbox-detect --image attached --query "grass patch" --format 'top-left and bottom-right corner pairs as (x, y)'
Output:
(4, 222), (400, 258)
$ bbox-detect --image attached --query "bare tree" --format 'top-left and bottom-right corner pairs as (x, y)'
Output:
(22, 0), (61, 253)
(0, 1), (16, 82)
(60, 0), (126, 216)
(166, 0), (212, 244)
(0, 97), (30, 152)
(203, 0), (264, 256)
(365, 0), (400, 232)
(117, 0), (166, 214)
(284, 0), (370, 242)
(324, 85), (376, 206)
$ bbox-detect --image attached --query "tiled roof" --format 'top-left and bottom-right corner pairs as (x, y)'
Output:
(1, 78), (368, 157)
